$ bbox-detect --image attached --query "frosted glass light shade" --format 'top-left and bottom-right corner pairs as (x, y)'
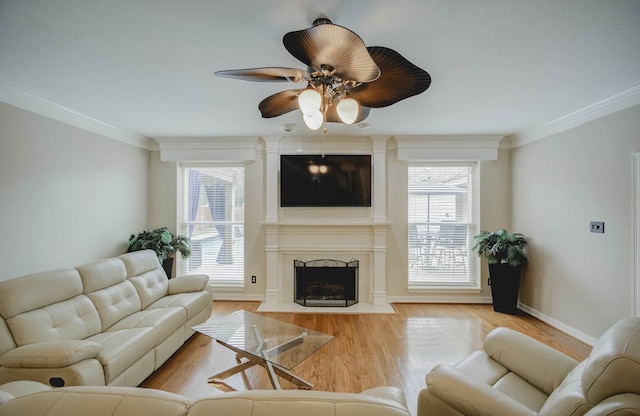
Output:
(303, 111), (323, 130)
(336, 98), (359, 124)
(298, 89), (321, 115)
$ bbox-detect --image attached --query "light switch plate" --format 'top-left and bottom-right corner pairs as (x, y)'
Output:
(590, 221), (604, 233)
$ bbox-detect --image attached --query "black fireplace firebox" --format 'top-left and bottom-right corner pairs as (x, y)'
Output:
(294, 259), (359, 307)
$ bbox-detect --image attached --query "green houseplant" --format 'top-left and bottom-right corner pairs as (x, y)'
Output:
(127, 227), (191, 278)
(473, 229), (527, 314)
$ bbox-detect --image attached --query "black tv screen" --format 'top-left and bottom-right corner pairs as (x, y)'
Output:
(280, 154), (372, 207)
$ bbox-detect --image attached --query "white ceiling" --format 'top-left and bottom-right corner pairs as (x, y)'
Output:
(1, 0), (640, 143)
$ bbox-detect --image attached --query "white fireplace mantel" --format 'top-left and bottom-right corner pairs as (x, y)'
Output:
(258, 136), (393, 312)
(258, 221), (392, 312)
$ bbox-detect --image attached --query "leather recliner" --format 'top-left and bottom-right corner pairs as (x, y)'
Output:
(418, 317), (640, 416)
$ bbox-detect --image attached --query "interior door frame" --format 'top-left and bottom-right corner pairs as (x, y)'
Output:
(633, 153), (640, 317)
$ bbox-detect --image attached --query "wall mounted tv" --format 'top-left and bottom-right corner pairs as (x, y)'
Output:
(280, 154), (372, 207)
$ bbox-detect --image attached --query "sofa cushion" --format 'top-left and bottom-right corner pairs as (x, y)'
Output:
(1, 340), (103, 368)
(493, 372), (549, 412)
(77, 257), (144, 331)
(6, 295), (101, 346)
(77, 258), (128, 293)
(86, 281), (142, 331)
(0, 268), (83, 318)
(120, 251), (169, 309)
(106, 308), (185, 344)
(147, 291), (211, 321)
(454, 350), (509, 386)
(86, 328), (157, 384)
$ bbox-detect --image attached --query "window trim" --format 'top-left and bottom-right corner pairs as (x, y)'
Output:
(177, 163), (246, 289)
(407, 162), (481, 291)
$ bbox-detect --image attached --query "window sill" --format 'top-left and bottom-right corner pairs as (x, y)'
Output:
(408, 282), (481, 293)
(208, 281), (245, 291)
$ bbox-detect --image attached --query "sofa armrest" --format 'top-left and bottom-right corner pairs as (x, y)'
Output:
(0, 381), (50, 404)
(483, 327), (579, 395)
(168, 274), (209, 294)
(0, 340), (103, 368)
(582, 393), (640, 416)
(425, 364), (537, 416)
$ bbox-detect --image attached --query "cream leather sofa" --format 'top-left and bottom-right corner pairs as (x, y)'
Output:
(418, 317), (640, 416)
(0, 250), (213, 388)
(0, 381), (410, 416)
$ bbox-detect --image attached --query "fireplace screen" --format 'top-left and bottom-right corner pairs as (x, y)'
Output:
(294, 259), (359, 307)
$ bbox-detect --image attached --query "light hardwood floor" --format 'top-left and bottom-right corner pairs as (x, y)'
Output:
(141, 301), (591, 415)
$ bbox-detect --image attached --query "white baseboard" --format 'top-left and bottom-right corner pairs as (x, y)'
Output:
(212, 293), (265, 302)
(517, 303), (597, 346)
(388, 295), (493, 304)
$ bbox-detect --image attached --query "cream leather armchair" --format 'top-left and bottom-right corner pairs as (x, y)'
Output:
(418, 317), (640, 416)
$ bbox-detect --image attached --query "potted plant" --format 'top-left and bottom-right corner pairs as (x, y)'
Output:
(473, 229), (527, 314)
(127, 227), (191, 278)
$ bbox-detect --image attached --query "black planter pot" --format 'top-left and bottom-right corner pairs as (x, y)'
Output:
(162, 257), (174, 279)
(488, 263), (522, 315)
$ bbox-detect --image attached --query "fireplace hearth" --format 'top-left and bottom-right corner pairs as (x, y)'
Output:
(294, 259), (359, 307)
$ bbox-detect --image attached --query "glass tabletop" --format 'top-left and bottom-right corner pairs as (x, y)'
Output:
(192, 310), (334, 370)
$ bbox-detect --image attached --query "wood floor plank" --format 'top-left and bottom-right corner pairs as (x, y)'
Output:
(140, 301), (592, 416)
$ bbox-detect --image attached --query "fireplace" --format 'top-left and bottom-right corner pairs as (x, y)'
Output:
(294, 259), (359, 307)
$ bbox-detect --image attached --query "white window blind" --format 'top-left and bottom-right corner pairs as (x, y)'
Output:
(408, 164), (478, 288)
(179, 166), (245, 288)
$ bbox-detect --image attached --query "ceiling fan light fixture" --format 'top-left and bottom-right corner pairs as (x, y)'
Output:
(303, 110), (324, 130)
(298, 89), (322, 115)
(215, 17), (431, 131)
(336, 98), (359, 124)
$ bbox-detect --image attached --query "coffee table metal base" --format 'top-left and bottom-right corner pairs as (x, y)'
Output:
(208, 339), (313, 390)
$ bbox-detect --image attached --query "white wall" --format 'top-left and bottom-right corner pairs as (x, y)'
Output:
(0, 103), (150, 281)
(512, 104), (640, 338)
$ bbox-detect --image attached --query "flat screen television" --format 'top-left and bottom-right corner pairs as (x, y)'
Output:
(280, 154), (372, 207)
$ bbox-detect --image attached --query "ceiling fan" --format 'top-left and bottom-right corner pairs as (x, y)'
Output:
(215, 17), (431, 131)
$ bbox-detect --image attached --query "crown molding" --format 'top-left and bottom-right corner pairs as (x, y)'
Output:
(154, 136), (261, 162)
(395, 135), (503, 161)
(0, 80), (155, 150)
(506, 84), (640, 148)
(4, 78), (639, 153)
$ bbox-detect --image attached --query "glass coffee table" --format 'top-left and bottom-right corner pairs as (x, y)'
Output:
(192, 310), (333, 390)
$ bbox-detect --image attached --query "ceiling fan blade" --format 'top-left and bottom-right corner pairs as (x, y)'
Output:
(215, 67), (309, 83)
(283, 19), (380, 83)
(258, 89), (304, 118)
(325, 104), (371, 124)
(349, 46), (431, 108)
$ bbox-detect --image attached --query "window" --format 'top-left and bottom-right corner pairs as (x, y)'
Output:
(408, 164), (478, 288)
(179, 165), (245, 288)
